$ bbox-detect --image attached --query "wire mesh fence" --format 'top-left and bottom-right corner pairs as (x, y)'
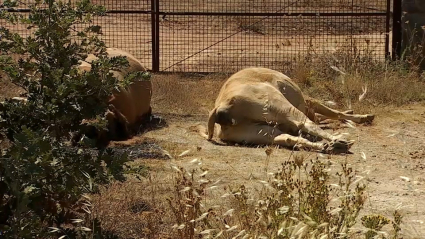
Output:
(158, 0), (391, 73)
(1, 0), (395, 73)
(0, 0), (153, 68)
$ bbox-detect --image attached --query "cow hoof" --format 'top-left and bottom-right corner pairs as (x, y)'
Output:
(357, 114), (375, 124)
(365, 114), (375, 123)
(149, 114), (166, 126)
(301, 132), (323, 142)
(322, 139), (354, 154)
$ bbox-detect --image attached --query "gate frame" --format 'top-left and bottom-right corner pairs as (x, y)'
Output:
(2, 0), (403, 73)
(392, 0), (403, 61)
(151, 0), (401, 73)
(151, 0), (160, 72)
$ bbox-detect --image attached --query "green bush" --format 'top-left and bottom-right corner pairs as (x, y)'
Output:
(0, 0), (143, 237)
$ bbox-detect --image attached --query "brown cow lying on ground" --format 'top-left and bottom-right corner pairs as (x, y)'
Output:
(74, 48), (153, 145)
(201, 67), (375, 154)
(1, 48), (154, 147)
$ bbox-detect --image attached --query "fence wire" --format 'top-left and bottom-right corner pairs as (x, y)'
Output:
(1, 0), (391, 73)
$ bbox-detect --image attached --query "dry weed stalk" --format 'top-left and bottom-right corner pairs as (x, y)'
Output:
(291, 35), (425, 113)
(167, 166), (215, 239)
(167, 156), (404, 239)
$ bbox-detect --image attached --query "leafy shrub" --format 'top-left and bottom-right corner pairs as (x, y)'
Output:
(0, 0), (146, 237)
(0, 0), (136, 142)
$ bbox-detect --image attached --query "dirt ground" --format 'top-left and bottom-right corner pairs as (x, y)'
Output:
(1, 71), (424, 237)
(115, 73), (425, 238)
(0, 1), (423, 236)
(142, 107), (425, 237)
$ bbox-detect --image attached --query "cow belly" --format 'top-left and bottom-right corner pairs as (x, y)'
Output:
(130, 81), (152, 120)
(109, 88), (138, 125)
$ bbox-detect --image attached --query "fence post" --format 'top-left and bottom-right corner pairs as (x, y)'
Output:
(385, 0), (391, 58)
(151, 0), (160, 72)
(392, 0), (402, 60)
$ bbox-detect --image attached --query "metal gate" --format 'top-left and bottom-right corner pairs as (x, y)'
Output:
(1, 0), (402, 73)
(152, 0), (398, 73)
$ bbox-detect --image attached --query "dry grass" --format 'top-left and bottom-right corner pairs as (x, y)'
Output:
(89, 166), (175, 239)
(88, 153), (407, 239)
(3, 57), (423, 238)
(291, 27), (425, 114)
(1, 3), (424, 237)
(149, 53), (425, 120)
(150, 73), (229, 116)
(290, 51), (425, 115)
(85, 42), (425, 238)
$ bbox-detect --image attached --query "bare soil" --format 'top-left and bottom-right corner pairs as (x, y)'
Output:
(122, 74), (425, 237)
(1, 71), (424, 237)
(1, 1), (422, 237)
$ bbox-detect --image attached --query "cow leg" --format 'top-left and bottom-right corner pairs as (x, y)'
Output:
(215, 91), (353, 151)
(305, 98), (374, 124)
(239, 97), (339, 142)
(219, 124), (346, 153)
(105, 110), (118, 139)
(238, 96), (354, 151)
(315, 109), (353, 120)
(107, 104), (131, 139)
(219, 124), (321, 149)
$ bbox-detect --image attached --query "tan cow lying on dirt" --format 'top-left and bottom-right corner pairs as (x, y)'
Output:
(0, 48), (152, 145)
(75, 48), (153, 143)
(201, 67), (375, 153)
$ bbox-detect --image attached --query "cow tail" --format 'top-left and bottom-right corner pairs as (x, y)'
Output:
(207, 107), (217, 140)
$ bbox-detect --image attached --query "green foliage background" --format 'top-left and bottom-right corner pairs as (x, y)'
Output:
(0, 0), (145, 237)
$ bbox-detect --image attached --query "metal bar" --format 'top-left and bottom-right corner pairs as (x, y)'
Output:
(2, 9), (388, 16)
(392, 0), (402, 60)
(384, 0), (391, 58)
(107, 10), (151, 14)
(154, 0), (160, 72)
(157, 11), (388, 17)
(150, 0), (158, 72)
(0, 9), (152, 14)
(350, 0), (354, 56)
